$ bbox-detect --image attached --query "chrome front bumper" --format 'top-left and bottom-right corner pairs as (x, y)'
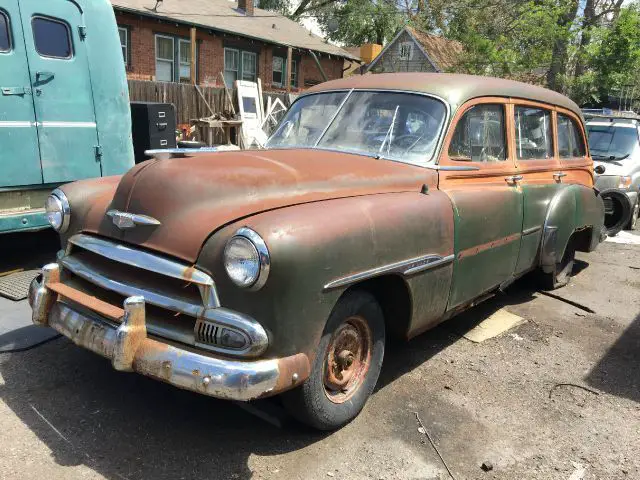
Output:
(29, 263), (309, 401)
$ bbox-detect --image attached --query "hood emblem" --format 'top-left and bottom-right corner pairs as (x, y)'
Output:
(107, 210), (161, 230)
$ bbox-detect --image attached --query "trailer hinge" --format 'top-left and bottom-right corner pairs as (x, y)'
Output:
(94, 145), (103, 162)
(78, 25), (87, 40)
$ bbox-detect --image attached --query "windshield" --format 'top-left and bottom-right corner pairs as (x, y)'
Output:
(587, 124), (638, 160)
(266, 91), (447, 165)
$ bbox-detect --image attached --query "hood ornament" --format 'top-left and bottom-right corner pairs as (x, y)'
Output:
(107, 210), (161, 230)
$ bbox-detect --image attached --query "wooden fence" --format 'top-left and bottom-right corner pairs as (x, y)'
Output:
(127, 80), (292, 125)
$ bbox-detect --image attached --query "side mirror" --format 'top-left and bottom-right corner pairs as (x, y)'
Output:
(594, 164), (606, 175)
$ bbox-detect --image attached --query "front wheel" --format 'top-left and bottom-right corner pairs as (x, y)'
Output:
(282, 290), (385, 430)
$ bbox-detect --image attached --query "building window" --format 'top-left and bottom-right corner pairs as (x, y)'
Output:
(290, 58), (298, 87)
(118, 26), (129, 66)
(0, 10), (11, 53)
(32, 16), (73, 59)
(179, 39), (191, 83)
(241, 51), (257, 81)
(155, 34), (174, 82)
(272, 56), (284, 87)
(272, 56), (298, 88)
(224, 47), (257, 86)
(399, 41), (413, 60)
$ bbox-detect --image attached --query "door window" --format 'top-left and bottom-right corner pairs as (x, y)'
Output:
(155, 35), (174, 82)
(290, 58), (298, 87)
(32, 16), (72, 59)
(0, 11), (10, 52)
(514, 106), (553, 160)
(241, 51), (257, 81)
(272, 56), (284, 87)
(558, 114), (586, 158)
(448, 104), (506, 162)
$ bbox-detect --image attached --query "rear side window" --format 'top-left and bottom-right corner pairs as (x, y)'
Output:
(558, 114), (586, 158)
(32, 16), (72, 59)
(448, 104), (506, 162)
(514, 106), (553, 160)
(0, 11), (10, 52)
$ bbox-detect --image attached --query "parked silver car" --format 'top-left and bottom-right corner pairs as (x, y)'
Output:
(585, 113), (640, 232)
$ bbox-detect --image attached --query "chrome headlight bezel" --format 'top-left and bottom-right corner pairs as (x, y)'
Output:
(223, 227), (270, 290)
(45, 188), (70, 233)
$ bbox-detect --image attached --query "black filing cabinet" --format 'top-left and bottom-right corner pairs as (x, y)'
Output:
(130, 102), (177, 163)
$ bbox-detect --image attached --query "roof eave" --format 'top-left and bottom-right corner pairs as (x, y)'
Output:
(112, 5), (359, 60)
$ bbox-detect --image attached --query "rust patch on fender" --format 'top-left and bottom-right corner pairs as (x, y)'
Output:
(457, 232), (522, 260)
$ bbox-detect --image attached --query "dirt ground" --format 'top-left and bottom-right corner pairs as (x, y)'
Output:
(0, 233), (638, 480)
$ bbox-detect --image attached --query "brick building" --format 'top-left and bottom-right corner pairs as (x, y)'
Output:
(111, 0), (357, 92)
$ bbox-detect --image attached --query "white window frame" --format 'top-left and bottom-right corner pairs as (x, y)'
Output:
(224, 47), (239, 86)
(241, 51), (257, 82)
(272, 55), (284, 87)
(118, 26), (128, 65)
(178, 38), (192, 83)
(155, 34), (175, 83)
(290, 58), (298, 88)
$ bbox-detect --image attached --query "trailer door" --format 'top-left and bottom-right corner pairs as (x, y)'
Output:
(0, 0), (42, 187)
(19, 0), (102, 183)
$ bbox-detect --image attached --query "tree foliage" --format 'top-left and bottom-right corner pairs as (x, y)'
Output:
(259, 0), (640, 107)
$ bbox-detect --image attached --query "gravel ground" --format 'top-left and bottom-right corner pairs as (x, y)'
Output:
(0, 233), (638, 480)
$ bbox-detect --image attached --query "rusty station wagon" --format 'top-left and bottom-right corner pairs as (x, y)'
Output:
(30, 73), (605, 430)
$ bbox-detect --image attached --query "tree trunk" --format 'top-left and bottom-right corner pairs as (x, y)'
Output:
(546, 0), (580, 92)
(574, 0), (595, 78)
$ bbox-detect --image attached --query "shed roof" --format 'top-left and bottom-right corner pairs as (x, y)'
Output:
(305, 72), (582, 117)
(110, 0), (359, 60)
(405, 27), (463, 72)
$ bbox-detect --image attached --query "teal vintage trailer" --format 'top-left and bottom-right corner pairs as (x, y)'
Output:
(0, 0), (133, 233)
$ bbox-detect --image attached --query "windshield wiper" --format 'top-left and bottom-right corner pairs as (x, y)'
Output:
(379, 105), (399, 157)
(593, 153), (628, 162)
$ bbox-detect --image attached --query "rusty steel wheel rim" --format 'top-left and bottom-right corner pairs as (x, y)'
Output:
(323, 315), (372, 404)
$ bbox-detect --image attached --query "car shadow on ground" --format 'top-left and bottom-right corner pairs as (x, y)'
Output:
(585, 312), (640, 402)
(0, 271), (556, 479)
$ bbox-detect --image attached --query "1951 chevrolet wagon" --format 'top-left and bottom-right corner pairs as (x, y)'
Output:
(30, 73), (605, 430)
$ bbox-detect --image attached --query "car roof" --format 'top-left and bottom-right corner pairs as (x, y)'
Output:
(305, 73), (582, 118)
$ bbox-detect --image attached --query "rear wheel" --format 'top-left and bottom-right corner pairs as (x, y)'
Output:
(282, 290), (385, 430)
(625, 199), (638, 231)
(540, 244), (575, 290)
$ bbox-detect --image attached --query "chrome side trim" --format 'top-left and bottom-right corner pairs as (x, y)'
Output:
(403, 254), (455, 276)
(323, 253), (454, 290)
(522, 225), (542, 236)
(68, 234), (219, 306)
(145, 147), (231, 160)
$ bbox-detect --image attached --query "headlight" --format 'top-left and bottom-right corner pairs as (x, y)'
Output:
(618, 176), (632, 189)
(223, 227), (270, 290)
(45, 189), (70, 233)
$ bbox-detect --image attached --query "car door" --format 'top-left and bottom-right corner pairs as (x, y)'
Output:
(0, 1), (42, 187)
(511, 101), (563, 275)
(439, 98), (524, 309)
(19, 0), (101, 184)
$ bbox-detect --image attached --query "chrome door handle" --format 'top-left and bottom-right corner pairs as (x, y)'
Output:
(553, 172), (567, 181)
(505, 175), (523, 185)
(36, 71), (55, 81)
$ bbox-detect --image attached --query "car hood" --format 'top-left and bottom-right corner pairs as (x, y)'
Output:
(82, 149), (433, 262)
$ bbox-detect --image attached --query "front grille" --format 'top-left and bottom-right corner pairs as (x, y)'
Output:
(59, 234), (229, 353)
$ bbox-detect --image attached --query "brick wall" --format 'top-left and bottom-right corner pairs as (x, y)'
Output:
(115, 11), (344, 91)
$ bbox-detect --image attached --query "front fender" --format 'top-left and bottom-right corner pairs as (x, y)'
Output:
(197, 191), (454, 359)
(540, 184), (604, 272)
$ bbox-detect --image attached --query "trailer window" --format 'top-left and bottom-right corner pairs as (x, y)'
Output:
(0, 11), (10, 52)
(32, 16), (72, 59)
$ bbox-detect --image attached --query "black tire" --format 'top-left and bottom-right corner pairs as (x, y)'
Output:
(281, 290), (385, 430)
(600, 188), (632, 236)
(540, 243), (575, 290)
(625, 198), (639, 231)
